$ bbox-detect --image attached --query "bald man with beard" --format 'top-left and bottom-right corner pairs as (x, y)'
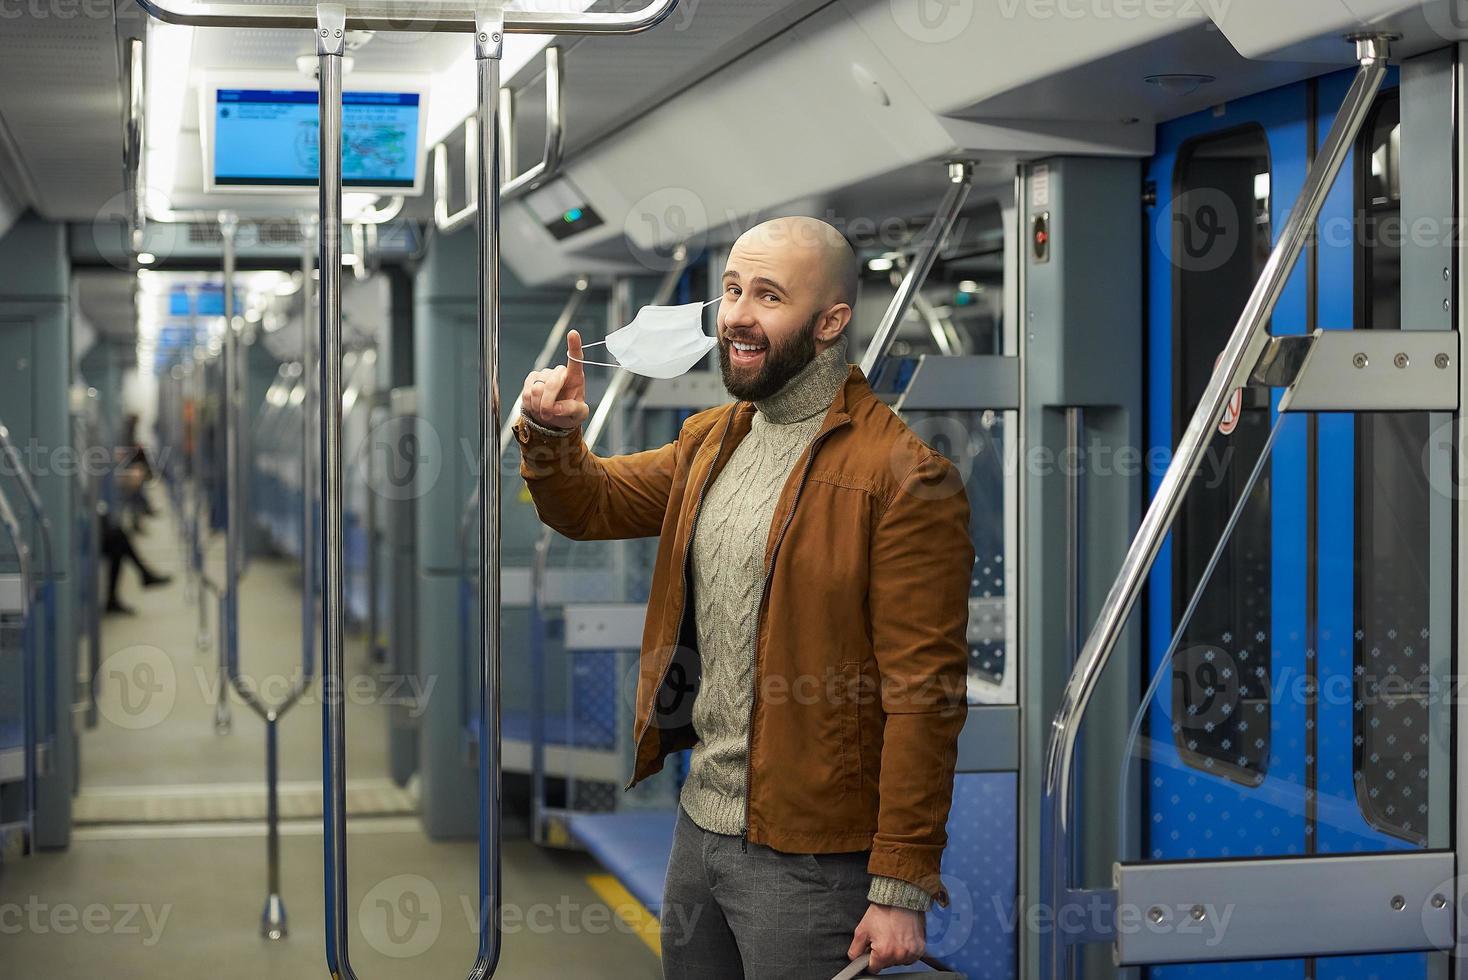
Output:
(516, 217), (973, 978)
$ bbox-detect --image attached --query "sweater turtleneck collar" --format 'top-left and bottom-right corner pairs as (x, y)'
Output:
(753, 335), (850, 425)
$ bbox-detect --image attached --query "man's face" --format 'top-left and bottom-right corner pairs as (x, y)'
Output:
(716, 234), (831, 401)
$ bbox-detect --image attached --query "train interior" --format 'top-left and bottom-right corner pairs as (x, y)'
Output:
(0, 1), (1466, 977)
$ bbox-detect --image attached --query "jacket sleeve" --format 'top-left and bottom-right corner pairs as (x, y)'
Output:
(865, 449), (973, 906)
(515, 417), (678, 541)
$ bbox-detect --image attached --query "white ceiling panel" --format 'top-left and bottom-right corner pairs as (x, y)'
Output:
(0, 14), (128, 221)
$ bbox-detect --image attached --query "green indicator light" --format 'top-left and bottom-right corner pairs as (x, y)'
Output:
(564, 207), (583, 223)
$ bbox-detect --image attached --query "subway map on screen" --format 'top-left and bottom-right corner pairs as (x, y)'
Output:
(213, 89), (420, 188)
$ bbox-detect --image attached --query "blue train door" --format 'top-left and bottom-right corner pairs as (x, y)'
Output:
(1137, 62), (1452, 978)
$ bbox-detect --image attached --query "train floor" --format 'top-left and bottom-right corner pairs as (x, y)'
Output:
(0, 495), (662, 979)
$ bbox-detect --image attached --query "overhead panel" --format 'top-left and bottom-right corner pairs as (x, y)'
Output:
(559, 2), (954, 259)
(0, 14), (126, 221)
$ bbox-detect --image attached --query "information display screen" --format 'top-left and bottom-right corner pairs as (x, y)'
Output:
(213, 89), (421, 188)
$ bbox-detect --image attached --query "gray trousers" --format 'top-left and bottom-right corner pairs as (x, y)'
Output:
(660, 806), (871, 980)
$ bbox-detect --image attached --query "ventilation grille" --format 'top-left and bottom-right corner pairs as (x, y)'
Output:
(185, 220), (305, 247)
(187, 223), (223, 245)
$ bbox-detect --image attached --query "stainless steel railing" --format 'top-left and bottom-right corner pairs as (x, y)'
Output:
(0, 424), (56, 786)
(859, 161), (974, 378)
(1037, 33), (1393, 980)
(0, 471), (35, 853)
(124, 4), (683, 972)
(435, 44), (565, 234)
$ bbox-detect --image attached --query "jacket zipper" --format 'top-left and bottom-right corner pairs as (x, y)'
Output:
(741, 418), (849, 851)
(624, 409), (738, 791)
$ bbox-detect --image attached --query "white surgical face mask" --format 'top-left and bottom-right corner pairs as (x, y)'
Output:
(570, 297), (721, 380)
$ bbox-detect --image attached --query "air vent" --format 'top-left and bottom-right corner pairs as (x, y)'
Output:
(185, 221), (305, 247)
(250, 220), (304, 248)
(188, 223), (223, 245)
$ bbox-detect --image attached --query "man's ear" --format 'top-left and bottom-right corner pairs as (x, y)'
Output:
(817, 303), (853, 343)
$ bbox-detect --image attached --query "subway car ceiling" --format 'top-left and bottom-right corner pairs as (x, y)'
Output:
(9, 0), (1468, 295)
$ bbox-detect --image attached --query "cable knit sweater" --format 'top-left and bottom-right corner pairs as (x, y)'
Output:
(527, 337), (931, 911)
(678, 337), (931, 913)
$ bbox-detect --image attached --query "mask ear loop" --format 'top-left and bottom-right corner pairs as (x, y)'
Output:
(567, 340), (621, 369)
(567, 296), (723, 370)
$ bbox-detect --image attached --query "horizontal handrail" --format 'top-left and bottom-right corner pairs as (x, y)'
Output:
(135, 0), (678, 34)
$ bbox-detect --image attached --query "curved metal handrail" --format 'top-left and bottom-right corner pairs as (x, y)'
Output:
(433, 115), (479, 233)
(502, 45), (563, 201)
(237, 3), (682, 976)
(0, 423), (57, 761)
(0, 474), (36, 853)
(134, 0), (678, 34)
(435, 45), (563, 233)
(457, 274), (591, 756)
(859, 161), (973, 378)
(1037, 34), (1392, 979)
(214, 212), (318, 941)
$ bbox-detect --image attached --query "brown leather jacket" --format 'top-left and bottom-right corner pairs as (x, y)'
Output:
(516, 366), (972, 904)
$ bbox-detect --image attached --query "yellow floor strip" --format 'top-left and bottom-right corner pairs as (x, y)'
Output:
(585, 873), (662, 957)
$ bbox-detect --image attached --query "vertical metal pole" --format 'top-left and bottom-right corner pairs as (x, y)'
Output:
(364, 389), (382, 662)
(216, 218), (238, 736)
(316, 8), (355, 977)
(301, 216), (318, 680)
(1063, 404), (1084, 964)
(262, 711), (286, 939)
(473, 6), (506, 972)
(192, 291), (212, 653)
(221, 211), (240, 673)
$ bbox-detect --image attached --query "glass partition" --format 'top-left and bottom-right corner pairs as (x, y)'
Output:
(1117, 408), (1450, 868)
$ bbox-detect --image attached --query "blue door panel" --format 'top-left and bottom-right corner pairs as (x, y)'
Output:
(1143, 65), (1424, 980)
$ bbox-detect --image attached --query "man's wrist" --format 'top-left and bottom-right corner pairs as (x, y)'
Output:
(521, 415), (574, 438)
(867, 875), (932, 913)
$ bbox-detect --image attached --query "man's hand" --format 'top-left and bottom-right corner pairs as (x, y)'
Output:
(520, 329), (590, 431)
(848, 903), (925, 973)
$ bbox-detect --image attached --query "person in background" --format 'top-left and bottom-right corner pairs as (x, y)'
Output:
(116, 412), (156, 530)
(101, 460), (170, 615)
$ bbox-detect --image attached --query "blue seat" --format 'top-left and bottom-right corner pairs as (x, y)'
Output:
(566, 809), (676, 916)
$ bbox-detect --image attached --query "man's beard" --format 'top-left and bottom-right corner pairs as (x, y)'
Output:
(718, 310), (819, 401)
